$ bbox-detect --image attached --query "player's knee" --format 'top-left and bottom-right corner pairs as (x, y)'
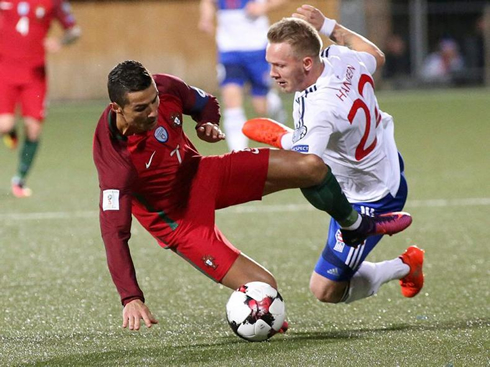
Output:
(0, 115), (15, 133)
(299, 154), (327, 186)
(309, 279), (342, 304)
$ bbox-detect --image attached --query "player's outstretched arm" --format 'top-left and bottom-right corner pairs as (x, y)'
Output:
(122, 299), (159, 331)
(293, 4), (385, 71)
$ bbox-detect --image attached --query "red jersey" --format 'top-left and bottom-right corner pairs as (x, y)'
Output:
(93, 74), (221, 305)
(0, 0), (77, 66)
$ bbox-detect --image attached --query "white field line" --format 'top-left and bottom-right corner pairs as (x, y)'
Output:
(1, 197), (490, 222)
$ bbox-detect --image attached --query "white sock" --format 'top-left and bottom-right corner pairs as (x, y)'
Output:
(223, 107), (248, 151)
(343, 258), (410, 304)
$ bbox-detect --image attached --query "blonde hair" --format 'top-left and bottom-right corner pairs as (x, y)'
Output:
(267, 18), (323, 59)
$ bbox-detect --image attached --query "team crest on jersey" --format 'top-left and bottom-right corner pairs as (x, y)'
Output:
(170, 112), (182, 127)
(202, 255), (218, 270)
(154, 126), (169, 143)
(35, 6), (45, 18)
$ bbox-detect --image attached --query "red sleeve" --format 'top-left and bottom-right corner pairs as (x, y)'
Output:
(53, 0), (77, 30)
(153, 74), (221, 127)
(93, 112), (144, 306)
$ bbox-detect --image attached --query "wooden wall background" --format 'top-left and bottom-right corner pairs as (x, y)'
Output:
(47, 0), (339, 100)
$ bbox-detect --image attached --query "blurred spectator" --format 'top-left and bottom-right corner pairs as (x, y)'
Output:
(382, 34), (411, 88)
(463, 15), (485, 85)
(421, 38), (465, 85)
(198, 0), (287, 152)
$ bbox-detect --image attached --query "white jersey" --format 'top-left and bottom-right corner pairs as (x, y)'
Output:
(216, 0), (269, 52)
(285, 45), (401, 203)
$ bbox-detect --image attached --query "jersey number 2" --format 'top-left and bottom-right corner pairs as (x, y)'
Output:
(347, 74), (381, 161)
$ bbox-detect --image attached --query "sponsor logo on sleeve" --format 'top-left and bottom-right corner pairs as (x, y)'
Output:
(292, 145), (309, 153)
(102, 190), (119, 211)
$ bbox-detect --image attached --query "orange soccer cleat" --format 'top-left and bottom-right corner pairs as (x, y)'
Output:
(242, 117), (293, 149)
(399, 245), (425, 298)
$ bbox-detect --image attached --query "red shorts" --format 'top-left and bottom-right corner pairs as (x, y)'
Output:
(0, 60), (47, 121)
(156, 148), (270, 282)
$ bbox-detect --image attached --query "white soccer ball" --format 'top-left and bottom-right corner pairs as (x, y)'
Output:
(225, 281), (286, 342)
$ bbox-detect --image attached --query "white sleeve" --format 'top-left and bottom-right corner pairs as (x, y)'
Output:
(291, 99), (334, 158)
(327, 45), (377, 75)
(356, 51), (377, 75)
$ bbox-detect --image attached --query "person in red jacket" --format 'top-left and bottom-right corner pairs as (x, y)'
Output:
(0, 0), (81, 197)
(93, 60), (411, 330)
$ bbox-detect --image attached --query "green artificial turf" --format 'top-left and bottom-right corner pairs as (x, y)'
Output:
(1, 88), (489, 366)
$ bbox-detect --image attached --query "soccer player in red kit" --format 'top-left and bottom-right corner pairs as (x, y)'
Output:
(0, 0), (81, 197)
(93, 60), (411, 330)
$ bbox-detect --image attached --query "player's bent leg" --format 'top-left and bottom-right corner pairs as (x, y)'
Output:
(309, 271), (348, 303)
(24, 116), (43, 141)
(265, 150), (359, 227)
(221, 253), (277, 291)
(264, 150), (327, 194)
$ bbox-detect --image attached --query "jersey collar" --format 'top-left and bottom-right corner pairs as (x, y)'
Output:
(107, 109), (127, 141)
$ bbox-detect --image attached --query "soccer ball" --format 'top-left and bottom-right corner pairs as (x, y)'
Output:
(225, 281), (286, 342)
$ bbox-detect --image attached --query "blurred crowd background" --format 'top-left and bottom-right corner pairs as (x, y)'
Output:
(47, 0), (489, 101)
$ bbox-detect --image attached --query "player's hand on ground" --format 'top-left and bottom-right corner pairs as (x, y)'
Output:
(197, 122), (225, 143)
(292, 5), (326, 31)
(122, 299), (158, 331)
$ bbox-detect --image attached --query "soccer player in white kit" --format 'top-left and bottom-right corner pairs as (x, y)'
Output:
(198, 0), (286, 151)
(243, 5), (425, 304)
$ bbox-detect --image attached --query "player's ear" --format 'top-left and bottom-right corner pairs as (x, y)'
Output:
(110, 102), (123, 114)
(303, 56), (314, 72)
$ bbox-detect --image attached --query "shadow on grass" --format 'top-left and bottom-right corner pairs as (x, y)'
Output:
(289, 317), (489, 341)
(18, 317), (488, 366)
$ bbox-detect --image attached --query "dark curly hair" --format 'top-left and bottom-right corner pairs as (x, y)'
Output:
(107, 60), (153, 107)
